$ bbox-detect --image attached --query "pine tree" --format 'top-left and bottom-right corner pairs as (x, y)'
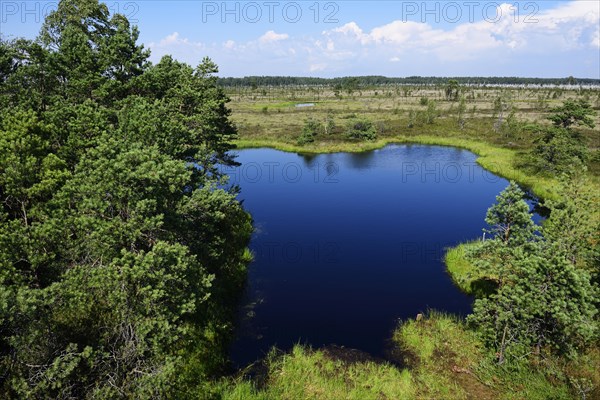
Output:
(530, 99), (595, 175)
(0, 0), (251, 396)
(469, 182), (597, 365)
(469, 250), (597, 364)
(484, 181), (536, 246)
(543, 175), (600, 273)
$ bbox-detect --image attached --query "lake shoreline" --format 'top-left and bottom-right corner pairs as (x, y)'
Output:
(234, 136), (558, 201)
(230, 144), (504, 365)
(233, 137), (554, 298)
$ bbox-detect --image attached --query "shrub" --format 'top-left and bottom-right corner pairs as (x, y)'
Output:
(297, 118), (321, 145)
(345, 118), (377, 141)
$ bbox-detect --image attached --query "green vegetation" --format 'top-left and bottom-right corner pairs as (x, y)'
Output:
(297, 118), (318, 145)
(2, 1), (599, 398)
(345, 118), (377, 141)
(444, 242), (494, 297)
(484, 181), (538, 246)
(220, 346), (415, 400)
(214, 312), (599, 399)
(218, 75), (600, 87)
(395, 313), (599, 400)
(467, 183), (596, 363)
(530, 99), (595, 175)
(0, 0), (251, 397)
(543, 175), (600, 271)
(470, 251), (596, 362)
(445, 79), (460, 101)
(223, 90), (600, 398)
(442, 176), (599, 398)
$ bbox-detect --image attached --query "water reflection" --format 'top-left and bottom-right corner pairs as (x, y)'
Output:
(345, 150), (377, 169)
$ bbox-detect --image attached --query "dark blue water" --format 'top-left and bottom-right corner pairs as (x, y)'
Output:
(227, 144), (538, 367)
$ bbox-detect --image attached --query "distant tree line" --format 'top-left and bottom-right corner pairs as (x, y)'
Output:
(218, 76), (600, 88)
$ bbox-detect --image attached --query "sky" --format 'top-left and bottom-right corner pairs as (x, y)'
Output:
(1, 0), (599, 78)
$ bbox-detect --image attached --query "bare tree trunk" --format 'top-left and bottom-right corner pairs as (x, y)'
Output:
(498, 324), (508, 364)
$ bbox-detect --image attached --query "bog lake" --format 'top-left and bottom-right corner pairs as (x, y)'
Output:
(226, 144), (542, 366)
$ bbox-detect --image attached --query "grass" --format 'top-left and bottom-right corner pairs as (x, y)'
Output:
(444, 241), (499, 297)
(220, 346), (416, 400)
(445, 242), (480, 295)
(214, 312), (597, 399)
(395, 312), (592, 400)
(394, 311), (490, 399)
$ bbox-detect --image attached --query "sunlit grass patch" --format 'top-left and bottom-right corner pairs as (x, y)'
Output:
(444, 241), (498, 297)
(221, 345), (416, 400)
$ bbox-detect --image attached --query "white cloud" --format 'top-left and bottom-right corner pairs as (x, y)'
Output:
(592, 29), (600, 48)
(148, 32), (206, 66)
(370, 21), (434, 44)
(318, 1), (600, 64)
(259, 30), (289, 43)
(159, 32), (181, 46)
(309, 63), (327, 72)
(331, 22), (365, 38)
(147, 2), (600, 77)
(150, 32), (202, 49)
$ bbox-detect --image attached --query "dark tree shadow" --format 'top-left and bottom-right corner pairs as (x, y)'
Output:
(470, 278), (499, 298)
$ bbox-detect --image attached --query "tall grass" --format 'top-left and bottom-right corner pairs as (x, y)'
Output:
(216, 312), (593, 399)
(220, 346), (416, 400)
(444, 242), (479, 295)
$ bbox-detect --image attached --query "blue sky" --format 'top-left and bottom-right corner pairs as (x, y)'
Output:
(2, 1), (599, 77)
